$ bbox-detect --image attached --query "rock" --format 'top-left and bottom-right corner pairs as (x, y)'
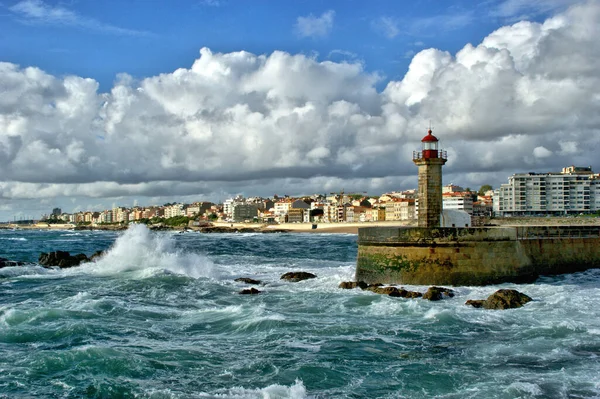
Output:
(363, 283), (383, 290)
(482, 289), (532, 310)
(365, 285), (423, 298)
(338, 281), (368, 289)
(280, 272), (317, 282)
(423, 286), (455, 301)
(465, 299), (485, 308)
(89, 250), (105, 262)
(0, 257), (28, 269)
(39, 251), (89, 268)
(235, 277), (262, 285)
(239, 288), (261, 295)
(397, 288), (423, 298)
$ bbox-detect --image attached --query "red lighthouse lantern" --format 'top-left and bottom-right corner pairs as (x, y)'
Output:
(421, 129), (439, 159)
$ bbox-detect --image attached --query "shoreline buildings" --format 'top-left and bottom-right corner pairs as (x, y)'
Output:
(494, 166), (600, 216)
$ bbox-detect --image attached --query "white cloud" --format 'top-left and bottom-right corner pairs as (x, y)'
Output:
(1, 1), (600, 218)
(533, 146), (553, 158)
(295, 10), (335, 38)
(9, 0), (149, 36)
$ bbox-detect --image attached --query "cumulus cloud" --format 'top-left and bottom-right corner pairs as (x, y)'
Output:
(295, 10), (335, 38)
(1, 1), (600, 218)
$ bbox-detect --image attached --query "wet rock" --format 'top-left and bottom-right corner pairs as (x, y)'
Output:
(423, 286), (455, 301)
(338, 281), (368, 289)
(397, 288), (423, 299)
(39, 251), (89, 268)
(0, 257), (28, 269)
(465, 300), (485, 308)
(235, 277), (262, 285)
(365, 285), (423, 298)
(280, 272), (317, 282)
(363, 283), (383, 290)
(89, 250), (105, 262)
(479, 289), (532, 310)
(239, 288), (261, 295)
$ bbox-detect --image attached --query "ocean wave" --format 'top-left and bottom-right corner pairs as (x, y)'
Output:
(78, 224), (218, 280)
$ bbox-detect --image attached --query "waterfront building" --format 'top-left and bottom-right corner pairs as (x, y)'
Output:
(232, 204), (258, 222)
(384, 198), (416, 221)
(494, 165), (600, 216)
(287, 208), (305, 223)
(442, 192), (474, 215)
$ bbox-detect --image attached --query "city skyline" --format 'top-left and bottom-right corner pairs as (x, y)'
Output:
(1, 0), (599, 221)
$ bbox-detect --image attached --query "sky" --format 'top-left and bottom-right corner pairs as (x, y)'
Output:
(0, 0), (598, 221)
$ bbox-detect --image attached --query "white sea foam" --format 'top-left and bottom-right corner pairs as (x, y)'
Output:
(199, 379), (307, 398)
(81, 224), (218, 279)
(0, 237), (27, 241)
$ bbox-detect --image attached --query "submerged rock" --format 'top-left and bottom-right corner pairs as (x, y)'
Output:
(365, 285), (423, 298)
(0, 257), (29, 269)
(280, 272), (317, 282)
(239, 288), (261, 295)
(465, 300), (485, 308)
(338, 281), (368, 289)
(423, 286), (455, 301)
(235, 277), (262, 285)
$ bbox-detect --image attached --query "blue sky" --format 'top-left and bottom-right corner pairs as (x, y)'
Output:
(1, 0), (562, 92)
(0, 0), (597, 221)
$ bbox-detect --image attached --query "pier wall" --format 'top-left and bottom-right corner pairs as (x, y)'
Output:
(356, 226), (600, 286)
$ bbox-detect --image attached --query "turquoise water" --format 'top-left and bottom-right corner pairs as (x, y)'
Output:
(1, 225), (600, 398)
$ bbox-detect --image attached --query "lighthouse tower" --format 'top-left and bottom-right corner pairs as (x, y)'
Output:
(413, 129), (447, 228)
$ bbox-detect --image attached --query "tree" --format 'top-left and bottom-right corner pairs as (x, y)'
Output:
(478, 185), (493, 196)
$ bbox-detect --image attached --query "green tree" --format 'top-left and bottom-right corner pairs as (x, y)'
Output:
(478, 185), (493, 196)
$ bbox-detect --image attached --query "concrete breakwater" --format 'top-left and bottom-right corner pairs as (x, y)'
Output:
(356, 226), (600, 286)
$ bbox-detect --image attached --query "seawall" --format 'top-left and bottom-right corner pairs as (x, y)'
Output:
(356, 226), (600, 286)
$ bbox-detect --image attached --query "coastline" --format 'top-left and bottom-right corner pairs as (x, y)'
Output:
(1, 217), (598, 234)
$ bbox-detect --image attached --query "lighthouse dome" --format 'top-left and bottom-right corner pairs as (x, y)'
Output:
(421, 129), (438, 142)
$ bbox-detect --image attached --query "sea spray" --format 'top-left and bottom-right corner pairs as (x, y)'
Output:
(83, 224), (218, 279)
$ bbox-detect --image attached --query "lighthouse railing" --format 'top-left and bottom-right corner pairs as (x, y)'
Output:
(413, 149), (447, 160)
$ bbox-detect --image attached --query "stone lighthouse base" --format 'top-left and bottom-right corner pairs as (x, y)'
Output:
(356, 226), (600, 286)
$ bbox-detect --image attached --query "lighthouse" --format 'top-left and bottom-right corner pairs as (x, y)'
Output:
(413, 129), (447, 228)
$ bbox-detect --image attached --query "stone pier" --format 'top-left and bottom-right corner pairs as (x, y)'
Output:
(356, 226), (600, 286)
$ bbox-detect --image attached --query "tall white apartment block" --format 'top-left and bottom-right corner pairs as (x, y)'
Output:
(494, 165), (600, 216)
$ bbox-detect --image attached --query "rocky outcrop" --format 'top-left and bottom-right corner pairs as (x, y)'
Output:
(280, 272), (317, 282)
(38, 251), (89, 268)
(339, 281), (368, 289)
(235, 277), (262, 285)
(239, 288), (261, 295)
(422, 286), (455, 301)
(466, 289), (532, 310)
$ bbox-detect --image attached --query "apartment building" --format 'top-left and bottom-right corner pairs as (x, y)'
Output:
(385, 198), (416, 221)
(494, 165), (600, 216)
(442, 193), (474, 215)
(232, 204), (258, 222)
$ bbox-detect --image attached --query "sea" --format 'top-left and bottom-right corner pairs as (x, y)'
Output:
(1, 225), (600, 399)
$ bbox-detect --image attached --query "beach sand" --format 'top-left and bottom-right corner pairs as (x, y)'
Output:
(212, 221), (417, 234)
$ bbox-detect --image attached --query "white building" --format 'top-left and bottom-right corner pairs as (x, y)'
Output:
(164, 204), (184, 218)
(494, 165), (600, 216)
(442, 193), (474, 215)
